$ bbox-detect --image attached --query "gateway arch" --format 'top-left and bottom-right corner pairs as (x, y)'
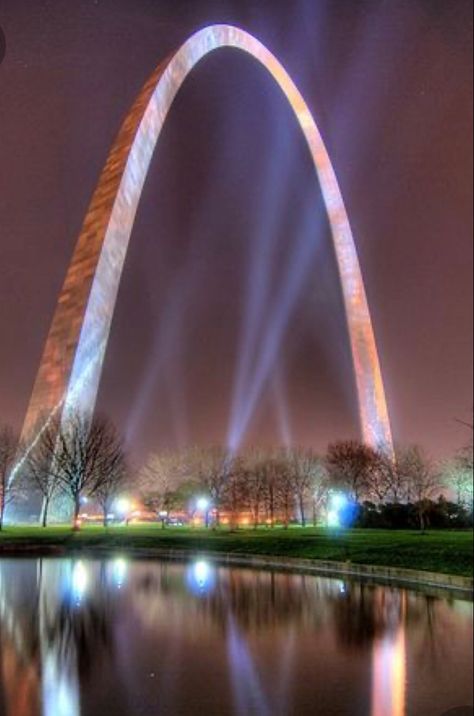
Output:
(22, 24), (393, 453)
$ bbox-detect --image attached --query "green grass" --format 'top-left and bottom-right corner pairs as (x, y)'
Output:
(0, 525), (472, 578)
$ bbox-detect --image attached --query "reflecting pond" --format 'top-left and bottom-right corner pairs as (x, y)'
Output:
(0, 558), (472, 716)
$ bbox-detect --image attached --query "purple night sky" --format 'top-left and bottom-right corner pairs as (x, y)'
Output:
(0, 0), (472, 462)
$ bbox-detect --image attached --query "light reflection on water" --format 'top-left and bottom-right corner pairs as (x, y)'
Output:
(0, 558), (471, 716)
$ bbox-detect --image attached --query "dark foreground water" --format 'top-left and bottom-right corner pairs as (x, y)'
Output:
(0, 558), (472, 716)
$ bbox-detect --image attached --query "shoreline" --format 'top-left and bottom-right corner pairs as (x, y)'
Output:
(1, 541), (472, 599)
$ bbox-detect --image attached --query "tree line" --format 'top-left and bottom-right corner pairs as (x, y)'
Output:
(0, 412), (472, 530)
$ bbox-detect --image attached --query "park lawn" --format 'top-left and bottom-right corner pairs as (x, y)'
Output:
(0, 525), (472, 578)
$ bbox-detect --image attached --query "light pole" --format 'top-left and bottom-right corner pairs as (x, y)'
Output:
(196, 497), (210, 528)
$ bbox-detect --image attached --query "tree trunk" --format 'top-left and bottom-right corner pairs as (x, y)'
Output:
(41, 497), (50, 527)
(269, 489), (275, 528)
(419, 506), (425, 532)
(73, 495), (81, 530)
(312, 499), (317, 527)
(299, 495), (306, 526)
(103, 508), (109, 528)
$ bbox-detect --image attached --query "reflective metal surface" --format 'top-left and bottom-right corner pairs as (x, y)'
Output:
(22, 25), (393, 477)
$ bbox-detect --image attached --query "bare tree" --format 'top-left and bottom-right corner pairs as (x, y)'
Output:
(308, 455), (330, 526)
(289, 448), (324, 526)
(441, 456), (473, 509)
(31, 411), (127, 529)
(224, 457), (247, 529)
(24, 419), (65, 527)
(326, 440), (379, 502)
(366, 447), (411, 503)
(89, 434), (127, 527)
(138, 450), (185, 527)
(243, 449), (270, 529)
(452, 416), (473, 502)
(261, 454), (284, 527)
(248, 449), (293, 527)
(0, 426), (21, 529)
(274, 454), (293, 528)
(398, 446), (440, 531)
(187, 446), (230, 527)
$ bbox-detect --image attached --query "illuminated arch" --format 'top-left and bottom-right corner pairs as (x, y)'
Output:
(22, 24), (393, 452)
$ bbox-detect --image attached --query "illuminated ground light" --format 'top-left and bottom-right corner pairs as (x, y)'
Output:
(115, 497), (132, 521)
(18, 24), (393, 522)
(327, 492), (358, 528)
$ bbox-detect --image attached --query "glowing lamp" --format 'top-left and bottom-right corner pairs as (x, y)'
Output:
(115, 498), (131, 516)
(331, 493), (347, 511)
(196, 497), (210, 512)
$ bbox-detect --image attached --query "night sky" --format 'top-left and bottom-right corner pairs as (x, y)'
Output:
(0, 0), (472, 462)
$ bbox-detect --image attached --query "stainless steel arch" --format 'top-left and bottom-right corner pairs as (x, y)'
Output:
(22, 24), (393, 452)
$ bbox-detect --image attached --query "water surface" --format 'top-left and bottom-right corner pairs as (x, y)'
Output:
(0, 557), (472, 716)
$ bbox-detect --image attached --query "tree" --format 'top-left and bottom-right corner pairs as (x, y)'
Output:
(308, 456), (330, 526)
(368, 447), (411, 503)
(441, 457), (473, 510)
(24, 418), (65, 527)
(188, 446), (231, 527)
(274, 455), (293, 528)
(90, 438), (128, 527)
(261, 453), (285, 527)
(398, 446), (440, 531)
(450, 417), (473, 507)
(0, 426), (21, 530)
(243, 449), (270, 529)
(326, 440), (379, 502)
(32, 411), (127, 529)
(224, 457), (247, 529)
(138, 450), (185, 527)
(289, 448), (324, 526)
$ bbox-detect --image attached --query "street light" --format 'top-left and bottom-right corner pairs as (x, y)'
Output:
(196, 497), (210, 528)
(115, 497), (132, 524)
(327, 492), (351, 529)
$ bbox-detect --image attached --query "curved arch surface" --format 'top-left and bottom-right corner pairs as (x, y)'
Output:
(22, 24), (393, 452)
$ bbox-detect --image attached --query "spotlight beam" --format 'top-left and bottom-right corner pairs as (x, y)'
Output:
(227, 206), (323, 451)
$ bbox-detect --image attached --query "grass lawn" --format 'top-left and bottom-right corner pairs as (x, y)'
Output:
(0, 525), (472, 578)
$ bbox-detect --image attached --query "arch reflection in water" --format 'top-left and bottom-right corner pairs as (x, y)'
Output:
(0, 558), (471, 716)
(371, 592), (407, 716)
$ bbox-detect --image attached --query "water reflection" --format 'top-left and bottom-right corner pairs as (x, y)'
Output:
(0, 558), (471, 716)
(371, 592), (406, 716)
(186, 560), (215, 596)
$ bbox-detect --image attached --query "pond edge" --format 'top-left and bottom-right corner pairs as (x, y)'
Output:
(1, 543), (472, 598)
